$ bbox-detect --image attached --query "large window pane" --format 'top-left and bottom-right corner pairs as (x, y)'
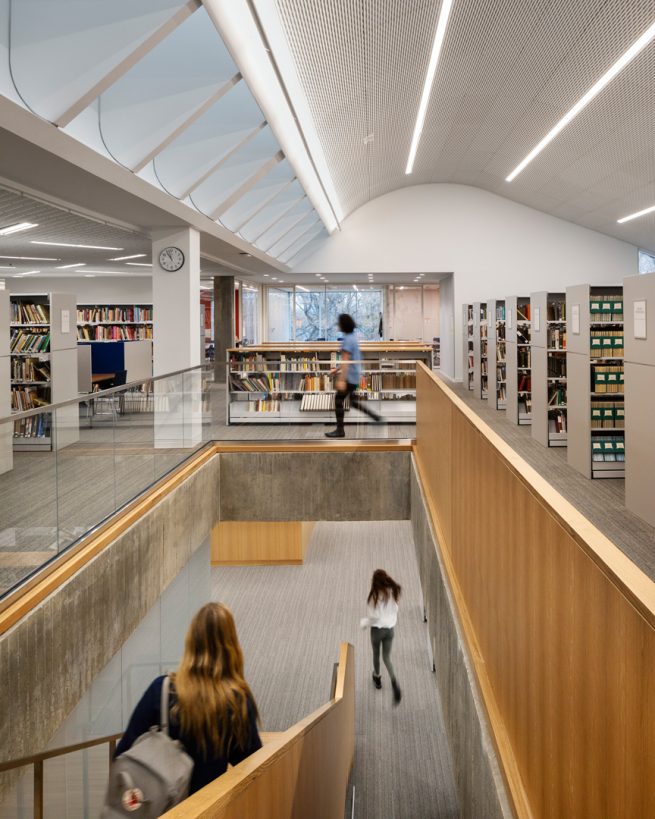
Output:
(325, 287), (383, 340)
(294, 287), (327, 340)
(241, 285), (260, 344)
(267, 287), (293, 341)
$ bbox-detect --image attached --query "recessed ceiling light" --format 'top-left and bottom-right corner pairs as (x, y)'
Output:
(31, 241), (124, 250)
(263, 274), (269, 277)
(12, 270), (39, 277)
(506, 19), (655, 182)
(0, 265), (15, 269)
(56, 262), (85, 269)
(617, 203), (655, 224)
(0, 255), (58, 261)
(0, 222), (38, 236)
(84, 274), (96, 278)
(109, 254), (147, 261)
(82, 269), (142, 275)
(405, 0), (454, 174)
(126, 262), (152, 267)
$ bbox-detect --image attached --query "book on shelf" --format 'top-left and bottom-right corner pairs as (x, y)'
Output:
(496, 304), (505, 321)
(516, 327), (531, 344)
(591, 401), (625, 429)
(547, 357), (567, 378)
(518, 396), (532, 415)
(517, 348), (531, 367)
(77, 305), (152, 323)
(548, 386), (566, 406)
(591, 436), (625, 462)
(467, 305), (474, 322)
(517, 304), (531, 321)
(13, 414), (50, 439)
(591, 365), (624, 393)
(590, 330), (623, 357)
(246, 399), (280, 413)
(548, 410), (567, 434)
(11, 386), (51, 411)
(78, 325), (153, 341)
(590, 296), (623, 322)
(546, 301), (566, 321)
(10, 330), (50, 353)
(518, 374), (531, 392)
(300, 393), (338, 412)
(10, 357), (51, 382)
(497, 383), (507, 401)
(11, 302), (49, 324)
(547, 327), (567, 349)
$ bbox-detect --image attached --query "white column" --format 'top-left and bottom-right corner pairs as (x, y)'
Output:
(152, 228), (202, 448)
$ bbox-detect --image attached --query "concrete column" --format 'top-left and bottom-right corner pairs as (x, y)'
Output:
(152, 228), (201, 447)
(214, 275), (235, 381)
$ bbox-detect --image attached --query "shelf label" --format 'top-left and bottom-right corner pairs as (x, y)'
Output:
(61, 309), (70, 334)
(507, 309), (513, 330)
(571, 304), (580, 335)
(534, 306), (540, 333)
(634, 299), (647, 340)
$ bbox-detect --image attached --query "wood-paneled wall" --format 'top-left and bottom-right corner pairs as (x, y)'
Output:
(415, 364), (655, 819)
(163, 642), (354, 819)
(211, 521), (315, 565)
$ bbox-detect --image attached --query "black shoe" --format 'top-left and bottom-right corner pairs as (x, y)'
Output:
(392, 680), (402, 705)
(325, 429), (345, 438)
(372, 673), (382, 689)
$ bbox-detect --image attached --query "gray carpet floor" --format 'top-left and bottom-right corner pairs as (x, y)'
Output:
(212, 521), (460, 819)
(444, 376), (655, 579)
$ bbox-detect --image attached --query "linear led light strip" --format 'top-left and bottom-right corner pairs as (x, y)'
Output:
(506, 18), (655, 182)
(405, 0), (454, 175)
(617, 203), (655, 224)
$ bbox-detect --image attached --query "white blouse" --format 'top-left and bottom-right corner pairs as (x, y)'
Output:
(360, 596), (398, 629)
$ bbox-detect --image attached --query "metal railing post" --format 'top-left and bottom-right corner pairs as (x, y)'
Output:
(33, 759), (43, 819)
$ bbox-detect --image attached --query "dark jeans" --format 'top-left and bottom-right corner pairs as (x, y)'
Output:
(335, 382), (380, 429)
(371, 626), (396, 683)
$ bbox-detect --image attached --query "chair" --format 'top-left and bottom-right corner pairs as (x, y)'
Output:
(95, 370), (127, 421)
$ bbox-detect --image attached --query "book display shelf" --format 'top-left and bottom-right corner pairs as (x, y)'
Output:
(10, 293), (78, 450)
(490, 299), (506, 409)
(463, 304), (474, 390)
(475, 302), (489, 399)
(77, 304), (153, 341)
(531, 292), (567, 447)
(227, 342), (432, 425)
(624, 272), (655, 525)
(505, 296), (532, 425)
(0, 291), (11, 474)
(567, 285), (624, 479)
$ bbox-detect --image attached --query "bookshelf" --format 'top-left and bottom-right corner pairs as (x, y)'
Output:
(77, 304), (153, 341)
(10, 293), (78, 450)
(505, 296), (532, 425)
(475, 302), (489, 399)
(531, 292), (567, 447)
(0, 291), (11, 474)
(566, 285), (624, 479)
(624, 272), (654, 524)
(227, 342), (432, 424)
(463, 304), (474, 389)
(487, 299), (506, 410)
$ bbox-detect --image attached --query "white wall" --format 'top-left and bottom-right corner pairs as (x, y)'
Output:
(296, 184), (639, 379)
(2, 276), (152, 303)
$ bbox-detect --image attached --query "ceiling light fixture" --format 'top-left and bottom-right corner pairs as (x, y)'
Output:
(82, 269), (143, 275)
(0, 255), (58, 261)
(296, 285), (309, 292)
(31, 241), (124, 250)
(617, 203), (655, 224)
(13, 270), (39, 277)
(506, 19), (655, 182)
(56, 263), (86, 269)
(126, 262), (152, 267)
(0, 222), (38, 236)
(405, 0), (454, 175)
(109, 254), (147, 261)
(84, 274), (96, 278)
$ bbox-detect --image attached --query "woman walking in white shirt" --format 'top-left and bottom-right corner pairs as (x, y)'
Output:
(361, 569), (402, 704)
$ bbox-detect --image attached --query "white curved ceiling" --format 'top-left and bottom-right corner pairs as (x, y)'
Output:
(274, 0), (655, 252)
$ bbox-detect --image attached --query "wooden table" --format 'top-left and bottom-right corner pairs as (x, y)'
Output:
(92, 373), (115, 386)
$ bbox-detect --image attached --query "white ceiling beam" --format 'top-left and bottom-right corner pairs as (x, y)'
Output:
(179, 120), (267, 199)
(248, 194), (307, 244)
(208, 150), (284, 219)
(280, 224), (324, 265)
(230, 175), (296, 233)
(55, 0), (202, 128)
(132, 73), (242, 173)
(262, 212), (318, 255)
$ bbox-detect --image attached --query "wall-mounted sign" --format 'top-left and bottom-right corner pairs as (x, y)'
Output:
(534, 306), (541, 333)
(571, 304), (580, 335)
(61, 308), (70, 334)
(634, 299), (647, 340)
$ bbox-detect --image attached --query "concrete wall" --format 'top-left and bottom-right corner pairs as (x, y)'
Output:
(410, 457), (513, 819)
(0, 454), (220, 797)
(219, 451), (411, 521)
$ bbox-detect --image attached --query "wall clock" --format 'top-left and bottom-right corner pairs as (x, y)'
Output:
(159, 246), (185, 272)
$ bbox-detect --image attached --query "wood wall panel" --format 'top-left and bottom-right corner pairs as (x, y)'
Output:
(211, 521), (315, 565)
(415, 364), (655, 819)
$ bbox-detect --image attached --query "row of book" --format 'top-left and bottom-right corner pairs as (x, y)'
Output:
(10, 330), (50, 353)
(77, 306), (152, 323)
(548, 386), (566, 406)
(590, 330), (623, 357)
(467, 305), (474, 322)
(231, 374), (277, 392)
(497, 363), (506, 380)
(244, 399), (280, 413)
(547, 301), (566, 321)
(497, 384), (507, 402)
(548, 410), (567, 434)
(11, 358), (51, 383)
(592, 435), (625, 462)
(497, 324), (506, 341)
(518, 396), (532, 417)
(518, 374), (531, 392)
(13, 414), (50, 439)
(517, 327), (531, 343)
(548, 328), (566, 349)
(590, 297), (623, 321)
(77, 325), (153, 341)
(301, 393), (338, 411)
(548, 357), (566, 378)
(517, 304), (531, 321)
(591, 401), (625, 428)
(591, 365), (624, 393)
(496, 305), (506, 321)
(11, 302), (49, 324)
(518, 349), (531, 368)
(11, 386), (50, 411)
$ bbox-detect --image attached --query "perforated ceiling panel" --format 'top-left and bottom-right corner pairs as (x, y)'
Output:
(275, 0), (655, 251)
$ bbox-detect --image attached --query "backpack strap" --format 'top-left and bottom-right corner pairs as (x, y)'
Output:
(160, 675), (170, 736)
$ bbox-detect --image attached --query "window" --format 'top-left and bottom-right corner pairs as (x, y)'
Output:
(266, 287), (293, 341)
(325, 287), (383, 340)
(294, 287), (327, 341)
(241, 285), (260, 345)
(639, 250), (655, 274)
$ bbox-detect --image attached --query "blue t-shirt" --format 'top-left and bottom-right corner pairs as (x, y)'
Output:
(340, 332), (362, 385)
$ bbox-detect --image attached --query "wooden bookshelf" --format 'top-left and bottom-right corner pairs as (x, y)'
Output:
(10, 293), (78, 450)
(567, 285), (624, 479)
(505, 296), (531, 425)
(77, 303), (153, 341)
(531, 292), (567, 447)
(227, 342), (432, 425)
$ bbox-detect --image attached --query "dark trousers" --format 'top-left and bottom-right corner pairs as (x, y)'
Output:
(371, 627), (396, 682)
(335, 382), (380, 429)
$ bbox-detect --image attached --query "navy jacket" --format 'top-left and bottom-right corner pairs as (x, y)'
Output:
(115, 675), (262, 795)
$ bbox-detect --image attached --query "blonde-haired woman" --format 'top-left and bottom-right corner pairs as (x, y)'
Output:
(115, 603), (262, 794)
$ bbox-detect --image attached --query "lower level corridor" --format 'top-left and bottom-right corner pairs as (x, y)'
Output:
(213, 520), (459, 819)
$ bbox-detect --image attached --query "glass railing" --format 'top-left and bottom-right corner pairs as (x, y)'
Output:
(0, 359), (415, 603)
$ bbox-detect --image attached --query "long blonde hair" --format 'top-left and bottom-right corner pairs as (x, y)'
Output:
(171, 603), (258, 757)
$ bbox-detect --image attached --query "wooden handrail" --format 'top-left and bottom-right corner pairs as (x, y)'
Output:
(0, 732), (123, 773)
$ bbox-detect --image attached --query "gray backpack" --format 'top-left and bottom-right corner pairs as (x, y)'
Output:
(102, 676), (194, 818)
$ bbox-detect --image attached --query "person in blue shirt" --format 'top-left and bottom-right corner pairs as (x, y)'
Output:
(326, 313), (382, 438)
(114, 603), (262, 796)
